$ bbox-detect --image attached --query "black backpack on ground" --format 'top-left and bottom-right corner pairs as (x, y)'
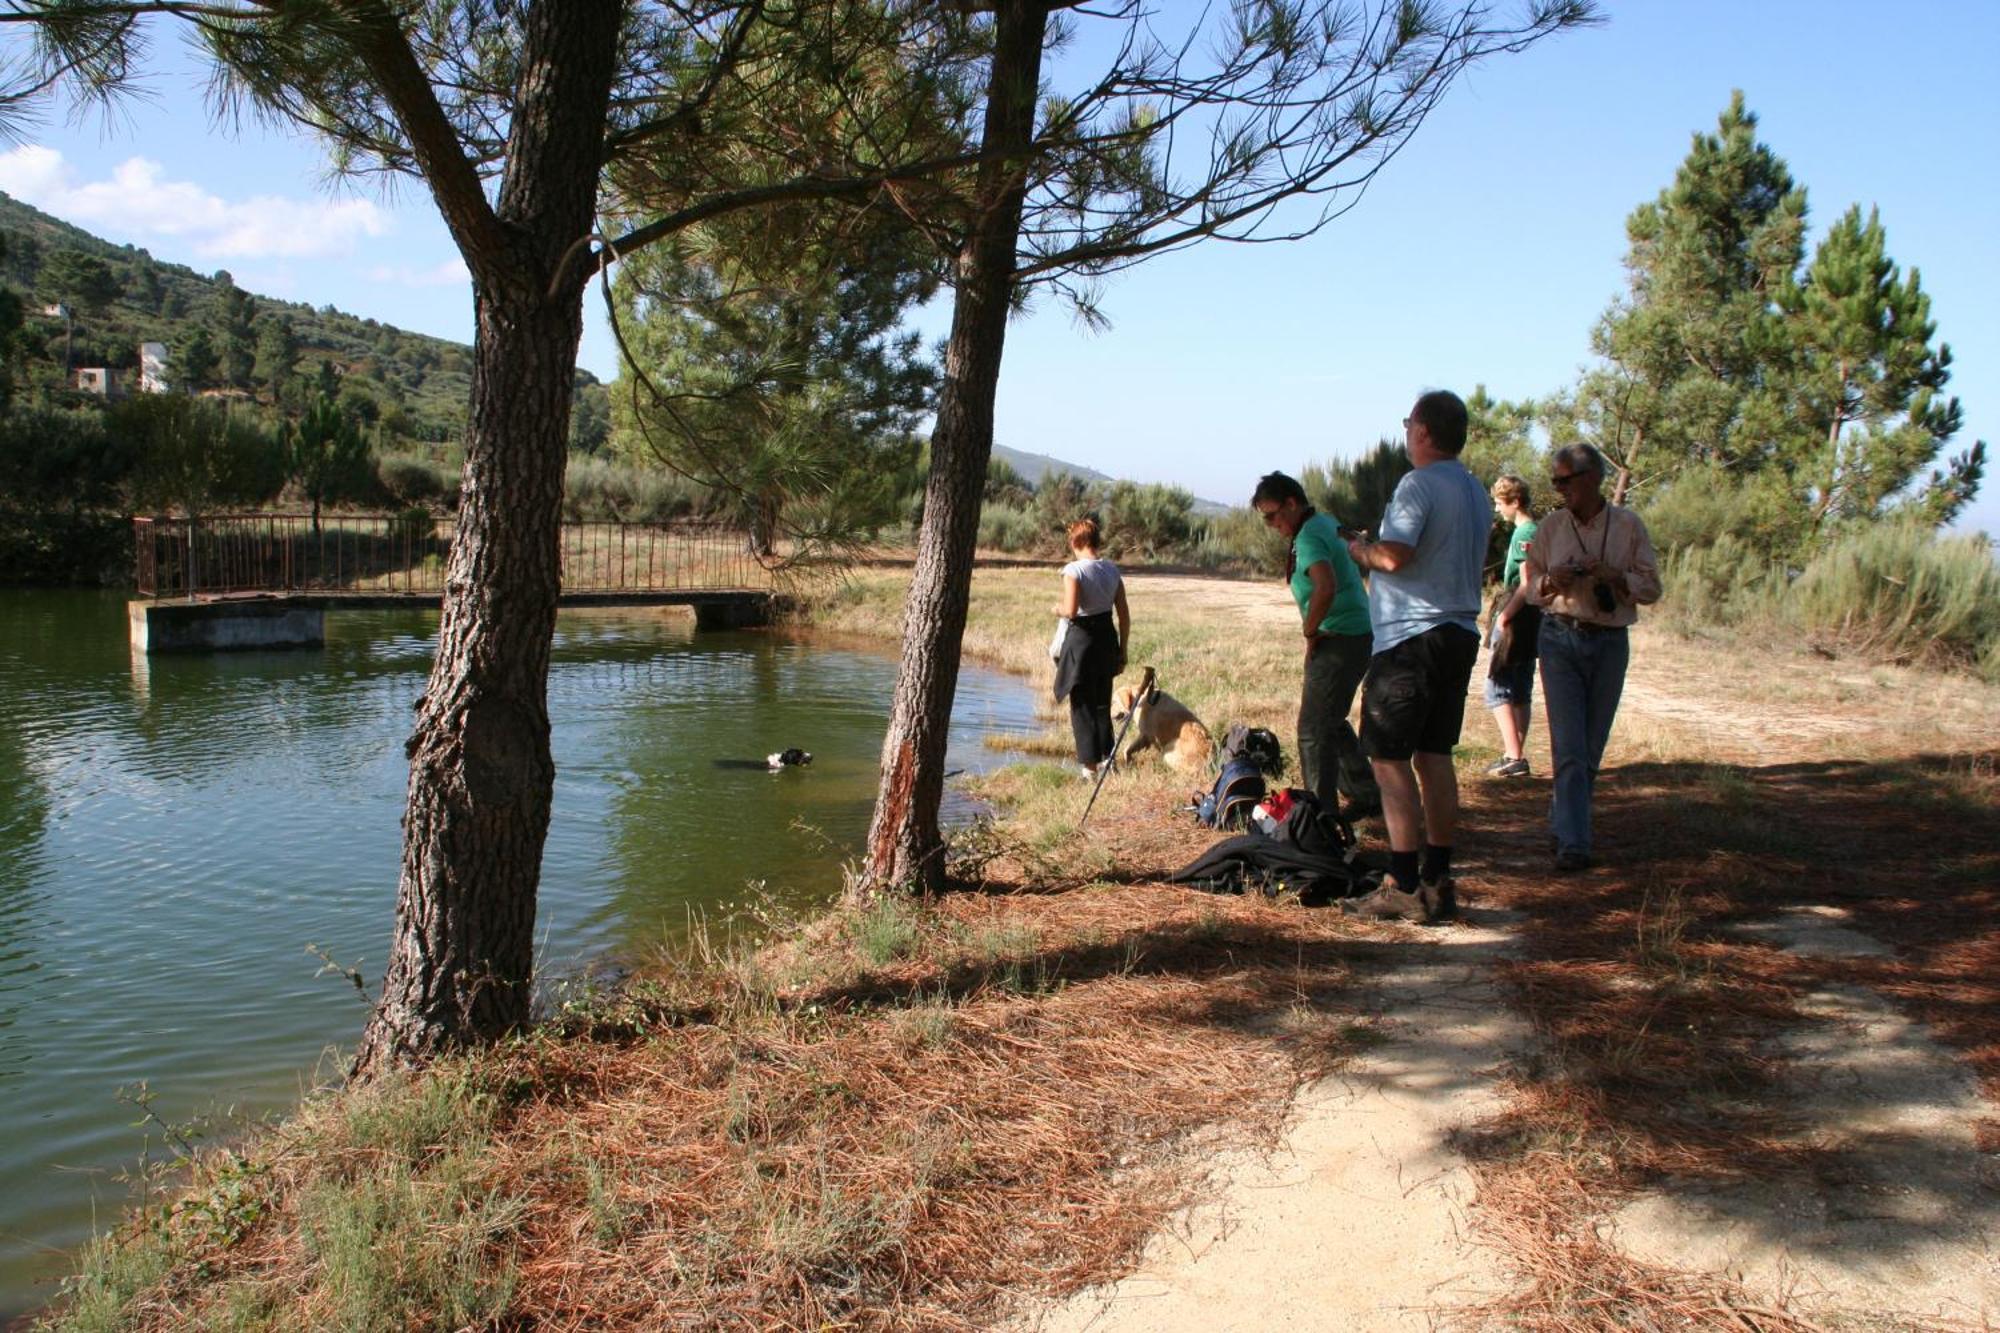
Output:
(1195, 757), (1266, 830)
(1218, 724), (1285, 777)
(1169, 786), (1383, 905)
(1265, 787), (1358, 861)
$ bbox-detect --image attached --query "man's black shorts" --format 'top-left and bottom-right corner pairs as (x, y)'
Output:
(1361, 624), (1481, 761)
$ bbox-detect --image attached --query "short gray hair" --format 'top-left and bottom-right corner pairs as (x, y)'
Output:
(1553, 443), (1607, 479)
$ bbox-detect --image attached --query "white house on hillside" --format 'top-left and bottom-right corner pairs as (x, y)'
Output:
(140, 342), (168, 393)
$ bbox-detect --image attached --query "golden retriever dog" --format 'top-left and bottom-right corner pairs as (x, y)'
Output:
(1113, 679), (1213, 772)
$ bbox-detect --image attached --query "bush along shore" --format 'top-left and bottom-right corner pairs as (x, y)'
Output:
(40, 564), (2000, 1331)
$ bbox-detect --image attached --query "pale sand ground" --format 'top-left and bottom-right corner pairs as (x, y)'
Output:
(1011, 573), (1999, 1331)
(1016, 916), (1528, 1333)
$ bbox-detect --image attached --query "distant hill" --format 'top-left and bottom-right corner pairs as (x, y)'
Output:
(992, 442), (1228, 515)
(991, 442), (1114, 488)
(0, 190), (603, 446)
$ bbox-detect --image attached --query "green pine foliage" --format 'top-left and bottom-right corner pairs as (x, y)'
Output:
(1551, 93), (1985, 556)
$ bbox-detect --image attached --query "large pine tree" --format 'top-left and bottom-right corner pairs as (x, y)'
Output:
(1555, 92), (1806, 502)
(1775, 205), (1982, 533)
(1556, 93), (1983, 550)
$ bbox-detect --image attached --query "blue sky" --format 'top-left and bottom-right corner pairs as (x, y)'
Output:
(2, 1), (1995, 536)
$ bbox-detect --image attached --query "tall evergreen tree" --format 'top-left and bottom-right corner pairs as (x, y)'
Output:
(1558, 94), (1982, 543)
(213, 271), (258, 390)
(255, 314), (300, 398)
(1775, 205), (1983, 534)
(169, 326), (219, 391)
(287, 391), (371, 533)
(1553, 92), (1806, 500)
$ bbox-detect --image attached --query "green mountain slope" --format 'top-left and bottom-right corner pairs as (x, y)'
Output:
(0, 190), (602, 445)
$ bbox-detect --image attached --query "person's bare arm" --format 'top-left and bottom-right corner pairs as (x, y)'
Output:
(1113, 581), (1131, 670)
(1055, 574), (1080, 618)
(1348, 538), (1416, 573)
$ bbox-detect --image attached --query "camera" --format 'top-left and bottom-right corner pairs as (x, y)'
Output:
(1591, 580), (1617, 614)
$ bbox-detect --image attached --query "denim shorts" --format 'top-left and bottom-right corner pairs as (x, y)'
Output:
(1483, 619), (1536, 708)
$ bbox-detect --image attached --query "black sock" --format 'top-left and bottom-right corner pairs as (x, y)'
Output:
(1390, 850), (1421, 890)
(1421, 844), (1453, 883)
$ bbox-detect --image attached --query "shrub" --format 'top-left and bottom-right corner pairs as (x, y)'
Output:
(1188, 506), (1286, 576)
(977, 502), (1041, 553)
(1102, 481), (1195, 560)
(1786, 522), (2000, 677)
(1662, 522), (2000, 681)
(377, 453), (447, 507)
(564, 453), (700, 523)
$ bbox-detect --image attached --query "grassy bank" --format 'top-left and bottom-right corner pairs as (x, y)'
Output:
(41, 565), (1378, 1332)
(42, 562), (2000, 1330)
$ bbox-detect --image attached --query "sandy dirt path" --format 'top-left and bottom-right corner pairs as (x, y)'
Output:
(1017, 915), (1528, 1332)
(1013, 572), (1999, 1330)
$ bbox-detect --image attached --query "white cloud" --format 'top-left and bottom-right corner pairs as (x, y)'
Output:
(362, 258), (470, 287)
(0, 144), (390, 260)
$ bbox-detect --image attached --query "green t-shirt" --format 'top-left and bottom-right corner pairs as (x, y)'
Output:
(1290, 511), (1371, 636)
(1502, 517), (1538, 591)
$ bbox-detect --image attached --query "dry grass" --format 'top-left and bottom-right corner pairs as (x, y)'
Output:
(45, 883), (1379, 1332)
(1456, 739), (2000, 1330)
(45, 562), (2000, 1331)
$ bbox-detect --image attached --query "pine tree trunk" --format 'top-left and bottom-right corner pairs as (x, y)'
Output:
(353, 1), (620, 1075)
(855, 0), (1048, 896)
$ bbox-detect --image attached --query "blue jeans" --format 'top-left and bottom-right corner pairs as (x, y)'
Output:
(1537, 618), (1629, 856)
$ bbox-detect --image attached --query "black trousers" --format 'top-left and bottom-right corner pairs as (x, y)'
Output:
(1300, 631), (1378, 807)
(1069, 648), (1117, 766)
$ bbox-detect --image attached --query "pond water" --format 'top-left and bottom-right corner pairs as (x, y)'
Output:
(0, 590), (1042, 1319)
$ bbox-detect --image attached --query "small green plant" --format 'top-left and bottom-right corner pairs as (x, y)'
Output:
(851, 894), (923, 966)
(299, 1155), (523, 1332)
(582, 1157), (631, 1244)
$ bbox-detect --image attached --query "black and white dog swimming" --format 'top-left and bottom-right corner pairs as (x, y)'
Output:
(767, 748), (813, 771)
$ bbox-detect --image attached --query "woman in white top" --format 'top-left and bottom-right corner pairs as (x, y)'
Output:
(1049, 517), (1130, 777)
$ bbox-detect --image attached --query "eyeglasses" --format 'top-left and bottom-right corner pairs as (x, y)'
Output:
(1549, 472), (1581, 487)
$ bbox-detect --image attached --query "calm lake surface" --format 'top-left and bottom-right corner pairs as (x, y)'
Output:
(0, 589), (1041, 1318)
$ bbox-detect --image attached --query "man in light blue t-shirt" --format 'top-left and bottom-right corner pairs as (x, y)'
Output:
(1341, 390), (1493, 924)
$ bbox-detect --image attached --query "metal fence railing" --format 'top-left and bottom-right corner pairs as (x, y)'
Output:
(134, 514), (772, 599)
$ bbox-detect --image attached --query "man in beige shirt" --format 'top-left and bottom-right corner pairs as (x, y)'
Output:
(1522, 444), (1662, 871)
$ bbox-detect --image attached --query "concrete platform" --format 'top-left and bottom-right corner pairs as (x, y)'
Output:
(129, 590), (784, 653)
(130, 598), (325, 654)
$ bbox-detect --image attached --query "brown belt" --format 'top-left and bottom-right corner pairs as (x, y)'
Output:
(1545, 612), (1626, 635)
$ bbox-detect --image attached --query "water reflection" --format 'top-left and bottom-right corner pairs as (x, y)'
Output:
(0, 592), (1039, 1319)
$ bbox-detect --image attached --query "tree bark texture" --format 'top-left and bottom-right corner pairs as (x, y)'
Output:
(857, 0), (1049, 894)
(353, 1), (622, 1075)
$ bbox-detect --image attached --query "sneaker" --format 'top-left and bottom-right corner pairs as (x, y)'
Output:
(1553, 849), (1594, 873)
(1077, 764), (1097, 780)
(1484, 756), (1515, 774)
(1420, 876), (1458, 922)
(1342, 878), (1433, 923)
(1491, 757), (1530, 779)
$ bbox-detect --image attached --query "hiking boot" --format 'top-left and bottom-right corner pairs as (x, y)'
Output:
(1489, 757), (1530, 778)
(1342, 878), (1433, 923)
(1420, 876), (1458, 922)
(1552, 849), (1594, 873)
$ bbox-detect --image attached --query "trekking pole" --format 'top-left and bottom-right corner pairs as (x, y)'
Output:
(1080, 666), (1155, 829)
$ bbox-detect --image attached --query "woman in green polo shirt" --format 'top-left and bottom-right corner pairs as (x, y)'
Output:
(1251, 472), (1380, 817)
